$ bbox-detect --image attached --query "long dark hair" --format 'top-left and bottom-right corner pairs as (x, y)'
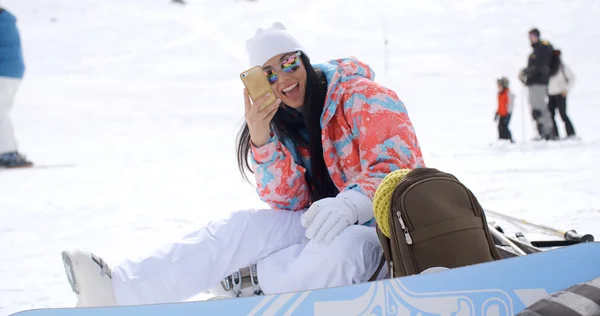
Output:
(549, 49), (562, 77)
(236, 52), (339, 203)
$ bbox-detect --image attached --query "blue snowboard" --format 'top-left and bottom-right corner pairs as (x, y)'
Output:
(11, 242), (600, 316)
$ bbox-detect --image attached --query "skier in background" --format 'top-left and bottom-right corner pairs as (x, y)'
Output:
(518, 28), (556, 141)
(494, 77), (514, 143)
(547, 49), (577, 139)
(0, 6), (33, 168)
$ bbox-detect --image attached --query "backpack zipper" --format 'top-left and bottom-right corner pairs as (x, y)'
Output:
(396, 211), (413, 245)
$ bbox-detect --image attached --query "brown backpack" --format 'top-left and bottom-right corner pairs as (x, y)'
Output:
(375, 167), (503, 278)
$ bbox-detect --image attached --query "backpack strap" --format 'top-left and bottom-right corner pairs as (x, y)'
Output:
(368, 255), (386, 282)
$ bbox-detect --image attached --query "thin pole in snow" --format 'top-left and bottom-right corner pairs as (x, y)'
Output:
(383, 20), (389, 83)
(521, 86), (525, 141)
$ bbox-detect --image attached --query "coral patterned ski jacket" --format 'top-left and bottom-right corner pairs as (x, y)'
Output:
(250, 57), (425, 215)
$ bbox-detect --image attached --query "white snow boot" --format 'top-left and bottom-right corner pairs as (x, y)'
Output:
(61, 249), (118, 307)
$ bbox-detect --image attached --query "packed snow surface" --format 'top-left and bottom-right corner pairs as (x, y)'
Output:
(1, 0), (599, 314)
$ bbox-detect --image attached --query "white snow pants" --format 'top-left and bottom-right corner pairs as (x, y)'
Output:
(111, 208), (384, 306)
(0, 77), (20, 154)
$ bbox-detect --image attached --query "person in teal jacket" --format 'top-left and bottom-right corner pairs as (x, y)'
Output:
(0, 7), (33, 168)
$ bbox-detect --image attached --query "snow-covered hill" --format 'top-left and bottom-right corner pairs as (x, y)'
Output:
(1, 0), (599, 314)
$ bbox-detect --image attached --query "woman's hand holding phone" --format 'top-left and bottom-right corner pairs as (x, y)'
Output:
(243, 88), (281, 147)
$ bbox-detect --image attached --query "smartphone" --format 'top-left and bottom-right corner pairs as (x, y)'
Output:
(240, 66), (276, 112)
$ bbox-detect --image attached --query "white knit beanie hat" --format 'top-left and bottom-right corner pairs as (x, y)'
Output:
(246, 22), (306, 67)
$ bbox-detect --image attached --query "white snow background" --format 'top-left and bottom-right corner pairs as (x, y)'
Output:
(1, 0), (599, 314)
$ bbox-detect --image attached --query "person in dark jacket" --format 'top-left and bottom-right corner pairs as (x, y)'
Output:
(0, 7), (33, 168)
(519, 28), (556, 141)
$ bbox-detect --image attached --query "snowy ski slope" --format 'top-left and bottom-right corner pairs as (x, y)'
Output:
(1, 0), (599, 314)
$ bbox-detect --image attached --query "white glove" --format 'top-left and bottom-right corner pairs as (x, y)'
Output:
(300, 189), (373, 243)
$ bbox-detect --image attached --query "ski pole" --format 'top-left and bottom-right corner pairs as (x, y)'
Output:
(521, 84), (527, 141)
(382, 20), (389, 84)
(484, 209), (594, 242)
(530, 240), (586, 248)
(489, 226), (528, 256)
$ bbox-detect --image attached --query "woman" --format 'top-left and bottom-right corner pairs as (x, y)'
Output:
(547, 49), (577, 139)
(61, 21), (425, 307)
(0, 7), (33, 168)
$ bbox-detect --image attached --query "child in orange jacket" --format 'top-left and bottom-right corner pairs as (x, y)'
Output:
(494, 77), (514, 143)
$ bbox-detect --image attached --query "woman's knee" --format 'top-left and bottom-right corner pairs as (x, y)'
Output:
(337, 225), (381, 246)
(214, 209), (306, 246)
(257, 226), (383, 293)
(323, 226), (382, 277)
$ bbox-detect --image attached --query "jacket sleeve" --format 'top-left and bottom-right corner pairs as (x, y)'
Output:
(250, 133), (310, 211)
(340, 78), (425, 202)
(508, 92), (515, 114)
(563, 64), (576, 92)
